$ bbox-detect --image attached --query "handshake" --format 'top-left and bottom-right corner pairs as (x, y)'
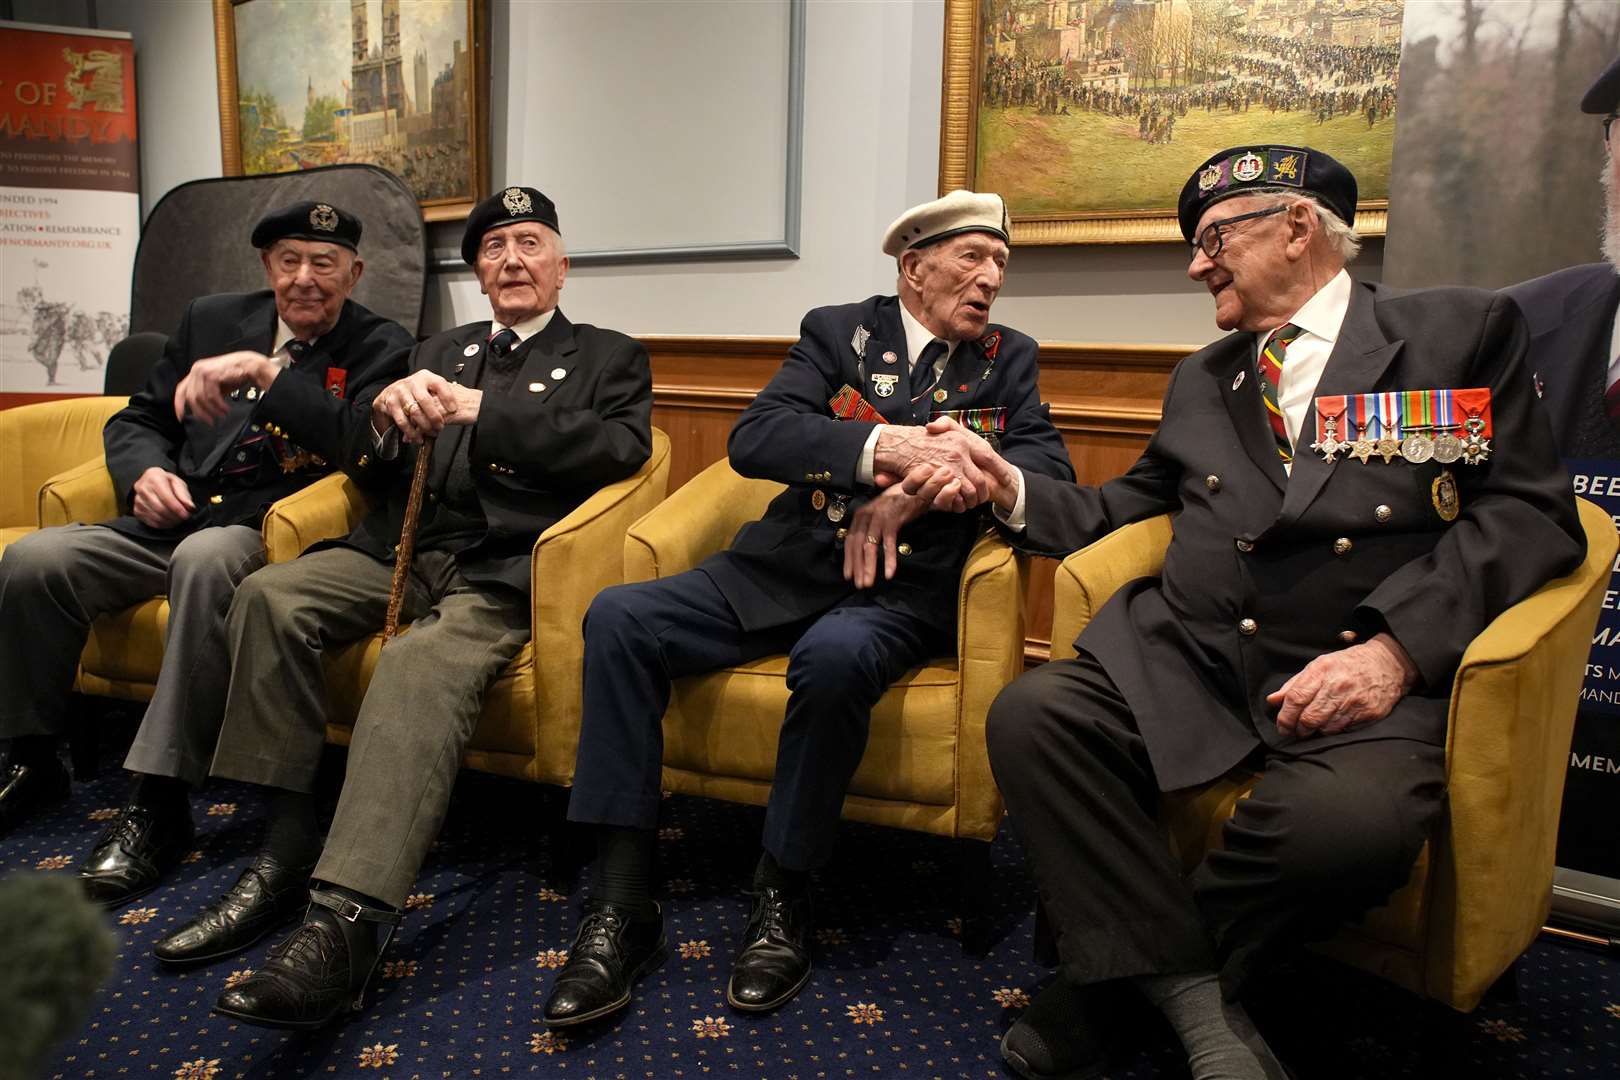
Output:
(872, 415), (1019, 513)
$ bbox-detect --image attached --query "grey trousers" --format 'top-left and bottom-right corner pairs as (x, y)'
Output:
(0, 523), (265, 786)
(211, 545), (530, 910)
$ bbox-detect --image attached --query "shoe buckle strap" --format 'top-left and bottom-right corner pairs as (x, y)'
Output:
(308, 887), (403, 928)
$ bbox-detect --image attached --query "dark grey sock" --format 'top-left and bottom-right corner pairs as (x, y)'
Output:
(262, 789), (321, 868)
(753, 850), (809, 896)
(1133, 972), (1287, 1080)
(590, 826), (657, 916)
(128, 773), (188, 820)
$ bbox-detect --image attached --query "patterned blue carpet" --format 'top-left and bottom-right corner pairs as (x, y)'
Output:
(2, 719), (1617, 1080)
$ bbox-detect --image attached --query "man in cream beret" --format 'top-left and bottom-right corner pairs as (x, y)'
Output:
(542, 190), (1073, 1028)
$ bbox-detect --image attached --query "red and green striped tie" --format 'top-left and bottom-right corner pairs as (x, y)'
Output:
(1257, 323), (1302, 463)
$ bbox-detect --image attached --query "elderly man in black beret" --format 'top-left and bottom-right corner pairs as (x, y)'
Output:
(541, 190), (1072, 1029)
(175, 186), (652, 1031)
(1505, 55), (1620, 457)
(0, 202), (410, 889)
(900, 147), (1585, 1080)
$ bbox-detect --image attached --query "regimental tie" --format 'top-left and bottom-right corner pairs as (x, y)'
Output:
(220, 339), (312, 476)
(285, 339), (313, 367)
(1257, 323), (1303, 463)
(489, 327), (519, 358)
(910, 339), (948, 405)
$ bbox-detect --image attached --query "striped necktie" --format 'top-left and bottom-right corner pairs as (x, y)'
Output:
(910, 339), (947, 401)
(1257, 323), (1303, 462)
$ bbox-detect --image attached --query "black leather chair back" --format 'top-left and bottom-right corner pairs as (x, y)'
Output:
(102, 332), (168, 396)
(130, 164), (426, 339)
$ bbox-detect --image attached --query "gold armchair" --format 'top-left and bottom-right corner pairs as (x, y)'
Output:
(622, 457), (1029, 888)
(0, 396), (128, 558)
(316, 428), (672, 783)
(1048, 499), (1615, 1011)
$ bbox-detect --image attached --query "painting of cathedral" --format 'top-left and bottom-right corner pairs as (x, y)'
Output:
(214, 0), (487, 221)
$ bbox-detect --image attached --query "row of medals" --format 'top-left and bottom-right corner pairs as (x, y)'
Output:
(1310, 416), (1492, 466)
(810, 489), (850, 522)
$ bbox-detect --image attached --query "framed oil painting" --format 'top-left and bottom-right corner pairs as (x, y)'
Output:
(939, 0), (1402, 245)
(212, 0), (488, 222)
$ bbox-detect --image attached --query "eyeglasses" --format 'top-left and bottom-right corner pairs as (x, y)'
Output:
(1606, 113), (1618, 143)
(1192, 204), (1288, 259)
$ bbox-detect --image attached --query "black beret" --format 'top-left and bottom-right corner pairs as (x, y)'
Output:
(1177, 145), (1357, 244)
(250, 201), (361, 251)
(1582, 55), (1620, 114)
(462, 186), (561, 265)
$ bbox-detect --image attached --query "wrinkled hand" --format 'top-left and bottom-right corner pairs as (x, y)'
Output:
(371, 370), (481, 444)
(842, 485), (929, 588)
(892, 416), (1020, 514)
(131, 466), (195, 529)
(1269, 632), (1418, 738)
(872, 420), (989, 508)
(173, 350), (278, 424)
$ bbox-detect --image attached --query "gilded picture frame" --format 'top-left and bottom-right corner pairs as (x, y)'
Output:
(212, 0), (488, 223)
(939, 0), (1396, 246)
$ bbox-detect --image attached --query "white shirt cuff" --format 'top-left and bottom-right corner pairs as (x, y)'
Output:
(991, 465), (1027, 532)
(857, 426), (881, 486)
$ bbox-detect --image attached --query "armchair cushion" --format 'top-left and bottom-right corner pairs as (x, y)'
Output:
(0, 396), (126, 530)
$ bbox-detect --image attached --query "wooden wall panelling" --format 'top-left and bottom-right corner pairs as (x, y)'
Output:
(639, 335), (1193, 661)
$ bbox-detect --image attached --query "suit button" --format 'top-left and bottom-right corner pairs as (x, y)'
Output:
(898, 543), (913, 556)
(1374, 504), (1392, 523)
(358, 454), (371, 467)
(1339, 629), (1358, 643)
(1205, 474), (1221, 492)
(208, 494), (223, 505)
(490, 463), (500, 472)
(1235, 539), (1253, 553)
(1238, 618), (1258, 636)
(1332, 537), (1352, 555)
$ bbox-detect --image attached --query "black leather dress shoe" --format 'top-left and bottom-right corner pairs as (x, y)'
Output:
(78, 803), (194, 908)
(213, 888), (399, 1031)
(154, 853), (314, 966)
(726, 886), (812, 1012)
(1000, 979), (1108, 1080)
(543, 900), (666, 1029)
(0, 757), (71, 837)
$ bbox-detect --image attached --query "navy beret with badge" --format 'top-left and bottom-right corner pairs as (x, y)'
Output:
(1581, 54), (1620, 114)
(1177, 145), (1357, 244)
(461, 185), (561, 265)
(250, 201), (362, 252)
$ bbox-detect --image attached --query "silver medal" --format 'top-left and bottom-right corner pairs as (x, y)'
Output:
(1399, 433), (1434, 464)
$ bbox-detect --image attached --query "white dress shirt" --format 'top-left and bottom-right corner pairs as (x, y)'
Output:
(1607, 298), (1620, 391)
(1258, 268), (1353, 475)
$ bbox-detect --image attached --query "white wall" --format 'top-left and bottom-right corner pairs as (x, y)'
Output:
(52, 0), (1382, 346)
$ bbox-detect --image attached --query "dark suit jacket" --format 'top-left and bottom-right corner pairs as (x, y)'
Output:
(332, 310), (653, 598)
(701, 294), (1074, 632)
(1015, 281), (1585, 791)
(102, 290), (412, 541)
(1504, 261), (1620, 458)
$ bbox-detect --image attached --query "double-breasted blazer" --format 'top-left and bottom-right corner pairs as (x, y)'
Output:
(1015, 281), (1586, 791)
(103, 290), (412, 541)
(332, 310), (653, 598)
(701, 293), (1074, 633)
(1504, 261), (1620, 458)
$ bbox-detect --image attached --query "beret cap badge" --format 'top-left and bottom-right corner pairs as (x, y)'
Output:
(308, 203), (339, 232)
(1231, 151), (1265, 183)
(502, 187), (533, 216)
(1197, 164), (1222, 193)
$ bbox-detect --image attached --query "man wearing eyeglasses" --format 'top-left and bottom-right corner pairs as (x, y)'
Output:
(899, 145), (1584, 1080)
(1504, 56), (1620, 458)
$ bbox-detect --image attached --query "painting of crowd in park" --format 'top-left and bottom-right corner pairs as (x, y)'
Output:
(973, 0), (1404, 218)
(222, 0), (483, 216)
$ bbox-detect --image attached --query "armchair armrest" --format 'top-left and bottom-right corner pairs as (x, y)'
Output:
(527, 429), (672, 784)
(261, 473), (371, 563)
(1, 395), (126, 529)
(954, 528), (1030, 840)
(38, 458), (120, 528)
(624, 456), (784, 583)
(1430, 496), (1616, 1007)
(1050, 513), (1174, 661)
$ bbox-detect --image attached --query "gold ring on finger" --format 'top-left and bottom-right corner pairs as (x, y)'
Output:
(405, 402), (421, 414)
(866, 535), (880, 545)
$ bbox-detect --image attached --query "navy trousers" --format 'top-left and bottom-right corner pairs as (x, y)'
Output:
(567, 568), (951, 870)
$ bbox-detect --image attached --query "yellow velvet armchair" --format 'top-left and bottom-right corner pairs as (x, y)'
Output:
(621, 456), (1029, 941)
(310, 428), (672, 783)
(1048, 499), (1616, 1012)
(0, 396), (128, 559)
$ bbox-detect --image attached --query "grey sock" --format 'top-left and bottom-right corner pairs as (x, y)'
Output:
(1132, 972), (1287, 1080)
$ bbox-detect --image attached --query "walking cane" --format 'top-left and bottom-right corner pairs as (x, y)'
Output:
(382, 436), (434, 641)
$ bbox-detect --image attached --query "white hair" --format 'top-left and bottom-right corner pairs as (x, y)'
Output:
(1243, 187), (1362, 262)
(1602, 151), (1620, 270)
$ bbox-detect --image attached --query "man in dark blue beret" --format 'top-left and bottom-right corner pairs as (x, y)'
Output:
(185, 186), (653, 1032)
(1504, 55), (1620, 457)
(0, 201), (411, 899)
(900, 147), (1584, 1080)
